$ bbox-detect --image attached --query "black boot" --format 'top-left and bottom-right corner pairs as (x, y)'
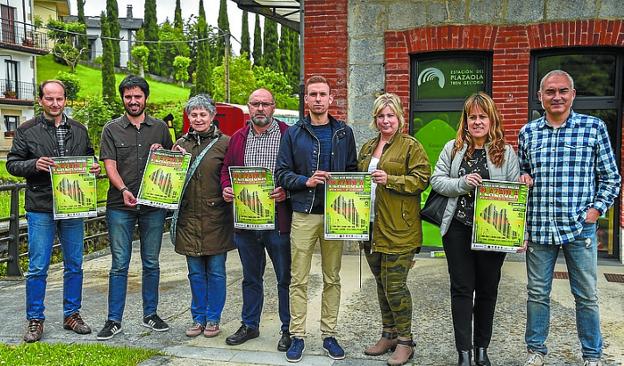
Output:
(475, 347), (491, 366)
(458, 350), (471, 366)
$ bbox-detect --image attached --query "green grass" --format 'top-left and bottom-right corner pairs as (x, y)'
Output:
(36, 55), (190, 103)
(0, 342), (159, 366)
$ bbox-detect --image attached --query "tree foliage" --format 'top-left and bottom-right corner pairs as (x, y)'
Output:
(173, 56), (191, 87)
(240, 11), (250, 60)
(159, 20), (189, 78)
(130, 45), (149, 77)
(106, 0), (120, 67)
(278, 26), (290, 74)
(143, 0), (160, 75)
(173, 0), (183, 31)
(72, 96), (115, 150)
(55, 71), (81, 103)
(263, 18), (279, 70)
(215, 0), (230, 66)
(100, 11), (117, 106)
(46, 20), (87, 72)
(254, 66), (298, 109)
(76, 0), (88, 53)
(252, 14), (262, 67)
(211, 56), (255, 104)
(194, 0), (212, 95)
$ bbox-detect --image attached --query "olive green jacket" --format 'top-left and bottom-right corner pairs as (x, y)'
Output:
(357, 133), (431, 254)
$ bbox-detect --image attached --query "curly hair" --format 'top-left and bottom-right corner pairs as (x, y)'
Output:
(452, 92), (506, 167)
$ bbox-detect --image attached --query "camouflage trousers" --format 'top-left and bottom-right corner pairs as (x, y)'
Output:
(364, 249), (416, 338)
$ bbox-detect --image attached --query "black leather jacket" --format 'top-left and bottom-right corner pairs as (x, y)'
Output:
(6, 114), (96, 212)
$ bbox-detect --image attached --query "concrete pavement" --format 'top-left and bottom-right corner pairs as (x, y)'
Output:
(0, 234), (623, 365)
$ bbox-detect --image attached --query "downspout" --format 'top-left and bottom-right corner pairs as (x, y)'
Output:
(298, 0), (304, 120)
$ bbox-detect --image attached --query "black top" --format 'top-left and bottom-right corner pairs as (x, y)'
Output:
(455, 148), (489, 226)
(100, 114), (173, 210)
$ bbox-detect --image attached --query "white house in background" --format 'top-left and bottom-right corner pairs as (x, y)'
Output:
(64, 5), (143, 68)
(0, 0), (52, 155)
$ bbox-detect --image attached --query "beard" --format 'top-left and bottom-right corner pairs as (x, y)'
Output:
(251, 115), (272, 127)
(125, 103), (146, 117)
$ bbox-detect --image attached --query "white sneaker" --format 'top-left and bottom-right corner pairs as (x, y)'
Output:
(583, 360), (602, 366)
(524, 350), (545, 366)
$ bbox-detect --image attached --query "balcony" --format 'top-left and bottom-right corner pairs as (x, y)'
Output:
(0, 20), (49, 55)
(0, 79), (36, 104)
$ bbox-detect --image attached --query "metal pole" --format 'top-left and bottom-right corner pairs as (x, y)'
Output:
(225, 31), (231, 104)
(7, 186), (22, 277)
(298, 0), (305, 120)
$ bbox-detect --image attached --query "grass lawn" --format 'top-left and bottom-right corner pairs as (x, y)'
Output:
(36, 55), (190, 104)
(0, 342), (159, 366)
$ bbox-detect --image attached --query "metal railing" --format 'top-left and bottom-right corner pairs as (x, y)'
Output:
(0, 79), (36, 101)
(0, 19), (49, 52)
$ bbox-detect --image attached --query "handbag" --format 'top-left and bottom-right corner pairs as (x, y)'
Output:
(420, 189), (448, 227)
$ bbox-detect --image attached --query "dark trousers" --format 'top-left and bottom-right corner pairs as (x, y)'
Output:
(234, 229), (291, 332)
(442, 219), (506, 351)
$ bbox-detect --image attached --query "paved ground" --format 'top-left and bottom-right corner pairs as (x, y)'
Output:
(1, 234), (623, 366)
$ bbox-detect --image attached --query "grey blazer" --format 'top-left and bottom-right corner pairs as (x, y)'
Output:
(430, 140), (520, 236)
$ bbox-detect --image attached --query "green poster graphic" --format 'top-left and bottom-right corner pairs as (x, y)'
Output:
(472, 180), (529, 253)
(324, 173), (371, 241)
(50, 156), (97, 219)
(229, 166), (275, 230)
(137, 149), (191, 209)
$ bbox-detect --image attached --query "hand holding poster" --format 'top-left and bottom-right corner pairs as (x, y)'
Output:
(472, 179), (529, 253)
(229, 166), (275, 230)
(324, 172), (371, 241)
(50, 156), (98, 219)
(137, 149), (191, 209)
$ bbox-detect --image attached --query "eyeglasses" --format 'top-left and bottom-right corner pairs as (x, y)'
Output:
(249, 101), (275, 108)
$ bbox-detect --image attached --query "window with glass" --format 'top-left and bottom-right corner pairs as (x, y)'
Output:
(4, 115), (18, 131)
(530, 49), (623, 258)
(410, 52), (492, 246)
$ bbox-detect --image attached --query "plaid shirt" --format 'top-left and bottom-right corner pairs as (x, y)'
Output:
(55, 114), (69, 157)
(518, 111), (621, 245)
(244, 119), (281, 173)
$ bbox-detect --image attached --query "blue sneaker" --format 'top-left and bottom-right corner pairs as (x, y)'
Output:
(286, 337), (305, 363)
(323, 337), (345, 360)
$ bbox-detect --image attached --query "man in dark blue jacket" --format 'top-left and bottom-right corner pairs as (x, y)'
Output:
(275, 75), (357, 363)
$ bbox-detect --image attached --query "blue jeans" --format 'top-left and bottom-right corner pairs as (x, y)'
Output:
(525, 223), (602, 360)
(25, 212), (84, 320)
(234, 229), (291, 331)
(106, 208), (167, 322)
(186, 254), (227, 325)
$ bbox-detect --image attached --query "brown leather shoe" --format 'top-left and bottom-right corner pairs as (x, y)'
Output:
(387, 338), (415, 366)
(23, 319), (44, 343)
(364, 330), (398, 356)
(63, 312), (92, 334)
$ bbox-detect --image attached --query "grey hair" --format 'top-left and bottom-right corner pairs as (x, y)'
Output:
(185, 94), (216, 115)
(540, 70), (574, 91)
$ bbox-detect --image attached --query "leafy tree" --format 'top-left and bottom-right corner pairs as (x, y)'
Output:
(173, 56), (191, 87)
(289, 29), (300, 92)
(173, 0), (183, 31)
(101, 11), (117, 106)
(76, 0), (88, 53)
(211, 56), (255, 104)
(55, 71), (81, 103)
(240, 11), (250, 60)
(252, 14), (262, 66)
(130, 45), (150, 77)
(72, 96), (115, 150)
(254, 66), (298, 109)
(106, 0), (120, 67)
(263, 18), (279, 70)
(143, 0), (160, 75)
(215, 0), (230, 66)
(194, 0), (212, 95)
(279, 26), (290, 74)
(47, 20), (87, 72)
(159, 20), (189, 78)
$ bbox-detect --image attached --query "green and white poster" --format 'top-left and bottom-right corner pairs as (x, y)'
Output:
(137, 149), (191, 209)
(324, 173), (371, 241)
(472, 180), (529, 253)
(229, 166), (275, 230)
(50, 156), (97, 219)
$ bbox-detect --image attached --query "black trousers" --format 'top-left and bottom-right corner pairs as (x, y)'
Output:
(442, 219), (506, 351)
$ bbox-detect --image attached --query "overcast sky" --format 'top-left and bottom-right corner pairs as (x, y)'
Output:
(71, 0), (252, 54)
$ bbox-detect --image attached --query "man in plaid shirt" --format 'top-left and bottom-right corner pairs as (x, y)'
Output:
(518, 70), (621, 366)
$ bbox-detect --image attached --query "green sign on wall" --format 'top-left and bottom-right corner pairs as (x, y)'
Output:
(416, 59), (485, 100)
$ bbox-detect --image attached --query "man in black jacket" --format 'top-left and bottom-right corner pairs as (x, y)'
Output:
(7, 80), (100, 342)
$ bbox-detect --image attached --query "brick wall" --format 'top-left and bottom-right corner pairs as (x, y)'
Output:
(304, 1), (348, 121)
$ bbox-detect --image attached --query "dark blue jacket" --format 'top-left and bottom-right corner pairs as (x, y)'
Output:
(275, 115), (358, 213)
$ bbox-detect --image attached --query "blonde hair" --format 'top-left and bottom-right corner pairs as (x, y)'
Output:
(453, 92), (506, 167)
(370, 93), (405, 133)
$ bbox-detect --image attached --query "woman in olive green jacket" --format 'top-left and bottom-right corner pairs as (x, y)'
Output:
(357, 93), (430, 366)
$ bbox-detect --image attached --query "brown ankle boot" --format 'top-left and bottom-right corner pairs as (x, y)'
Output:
(364, 330), (398, 356)
(387, 338), (415, 366)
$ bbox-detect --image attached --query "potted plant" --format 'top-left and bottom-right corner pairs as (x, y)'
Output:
(3, 90), (17, 98)
(22, 37), (35, 47)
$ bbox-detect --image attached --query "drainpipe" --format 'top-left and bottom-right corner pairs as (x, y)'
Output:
(298, 0), (304, 120)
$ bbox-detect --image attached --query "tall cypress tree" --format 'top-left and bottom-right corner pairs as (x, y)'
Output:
(101, 11), (116, 106)
(174, 0), (183, 31)
(290, 28), (300, 91)
(143, 0), (160, 75)
(252, 14), (262, 67)
(263, 18), (279, 71)
(278, 26), (290, 74)
(194, 0), (211, 95)
(106, 0), (120, 67)
(240, 11), (250, 59)
(76, 0), (87, 52)
(215, 0), (230, 66)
